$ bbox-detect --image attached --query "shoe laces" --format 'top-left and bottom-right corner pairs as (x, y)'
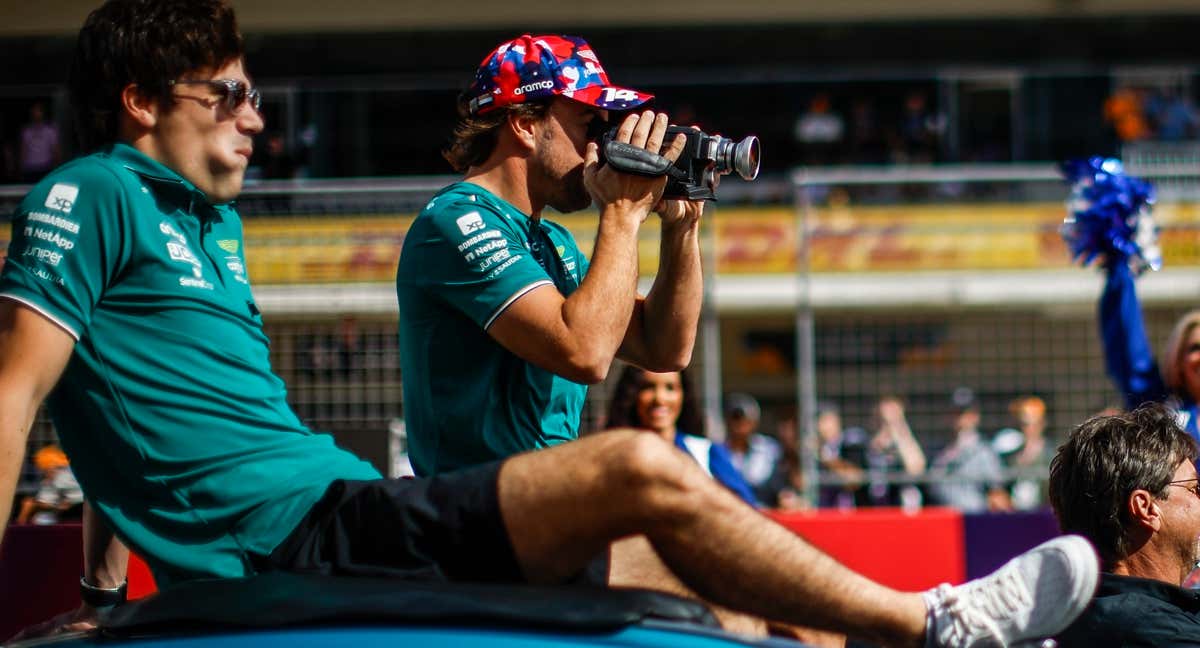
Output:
(936, 567), (1033, 647)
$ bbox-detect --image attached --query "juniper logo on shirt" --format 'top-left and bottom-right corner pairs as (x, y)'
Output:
(456, 211), (486, 236)
(44, 184), (79, 214)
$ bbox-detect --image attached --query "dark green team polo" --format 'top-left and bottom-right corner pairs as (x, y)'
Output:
(0, 144), (379, 587)
(397, 182), (590, 476)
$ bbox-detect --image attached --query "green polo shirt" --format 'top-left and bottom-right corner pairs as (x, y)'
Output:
(0, 144), (379, 588)
(397, 182), (589, 476)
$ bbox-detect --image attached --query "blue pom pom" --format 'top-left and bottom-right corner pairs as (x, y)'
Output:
(1060, 156), (1160, 275)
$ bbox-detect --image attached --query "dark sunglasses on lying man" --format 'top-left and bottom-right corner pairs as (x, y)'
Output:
(169, 78), (262, 114)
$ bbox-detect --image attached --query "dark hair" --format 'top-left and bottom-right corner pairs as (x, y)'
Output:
(605, 365), (704, 437)
(442, 94), (550, 172)
(1048, 403), (1198, 567)
(69, 0), (245, 151)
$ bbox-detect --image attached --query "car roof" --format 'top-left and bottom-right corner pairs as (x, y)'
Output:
(14, 572), (802, 647)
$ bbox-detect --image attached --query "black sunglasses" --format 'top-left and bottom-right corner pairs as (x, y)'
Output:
(169, 79), (262, 113)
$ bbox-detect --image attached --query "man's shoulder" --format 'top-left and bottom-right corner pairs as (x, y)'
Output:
(1089, 574), (1200, 626)
(750, 434), (782, 456)
(40, 152), (128, 188)
(17, 153), (130, 217)
(421, 182), (514, 220)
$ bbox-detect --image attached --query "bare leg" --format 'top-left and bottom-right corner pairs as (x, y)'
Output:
(609, 535), (770, 638)
(498, 429), (927, 647)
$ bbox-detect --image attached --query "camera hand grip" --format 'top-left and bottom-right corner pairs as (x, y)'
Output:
(601, 140), (687, 180)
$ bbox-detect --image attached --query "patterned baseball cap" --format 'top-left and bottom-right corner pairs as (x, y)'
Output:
(467, 34), (653, 116)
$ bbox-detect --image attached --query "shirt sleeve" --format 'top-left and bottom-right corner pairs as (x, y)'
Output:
(1099, 262), (1169, 409)
(0, 166), (129, 339)
(408, 199), (554, 330)
(708, 442), (761, 506)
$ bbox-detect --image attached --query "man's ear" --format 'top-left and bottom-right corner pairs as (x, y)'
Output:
(507, 110), (540, 152)
(120, 83), (158, 130)
(1129, 489), (1163, 532)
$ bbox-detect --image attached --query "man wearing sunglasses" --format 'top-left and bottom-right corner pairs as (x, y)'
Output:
(1, 2), (1100, 646)
(1050, 403), (1200, 646)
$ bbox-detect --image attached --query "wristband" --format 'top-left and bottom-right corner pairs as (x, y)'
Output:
(80, 576), (127, 608)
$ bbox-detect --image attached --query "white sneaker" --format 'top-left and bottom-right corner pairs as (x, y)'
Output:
(924, 535), (1099, 648)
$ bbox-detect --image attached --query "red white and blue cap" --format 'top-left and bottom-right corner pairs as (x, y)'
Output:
(467, 34), (654, 116)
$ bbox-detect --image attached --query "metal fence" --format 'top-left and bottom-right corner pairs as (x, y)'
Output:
(789, 162), (1200, 508)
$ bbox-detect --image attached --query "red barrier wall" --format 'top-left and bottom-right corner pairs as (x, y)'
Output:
(766, 507), (966, 591)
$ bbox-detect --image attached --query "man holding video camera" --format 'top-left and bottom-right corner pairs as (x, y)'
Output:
(397, 34), (706, 477)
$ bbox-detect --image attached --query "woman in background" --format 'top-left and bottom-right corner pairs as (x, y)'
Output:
(606, 366), (758, 506)
(1100, 262), (1200, 441)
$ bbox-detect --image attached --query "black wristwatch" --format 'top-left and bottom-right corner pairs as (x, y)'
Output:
(79, 576), (127, 608)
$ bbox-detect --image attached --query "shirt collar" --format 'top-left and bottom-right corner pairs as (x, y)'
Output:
(1100, 572), (1200, 610)
(108, 143), (234, 216)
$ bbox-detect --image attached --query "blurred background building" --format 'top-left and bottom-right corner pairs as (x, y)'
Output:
(4, 0), (1200, 506)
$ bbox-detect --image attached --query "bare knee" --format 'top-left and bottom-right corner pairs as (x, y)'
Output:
(599, 431), (712, 523)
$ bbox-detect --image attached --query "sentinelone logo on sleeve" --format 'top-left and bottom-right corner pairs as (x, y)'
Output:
(456, 212), (486, 236)
(44, 184), (79, 214)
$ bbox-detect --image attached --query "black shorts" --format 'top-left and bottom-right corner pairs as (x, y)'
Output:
(260, 460), (524, 583)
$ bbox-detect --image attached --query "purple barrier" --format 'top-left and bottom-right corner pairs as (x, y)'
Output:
(964, 508), (1061, 580)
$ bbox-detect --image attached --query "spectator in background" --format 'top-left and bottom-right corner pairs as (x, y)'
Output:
(993, 395), (1052, 510)
(721, 392), (781, 500)
(16, 444), (84, 525)
(755, 411), (812, 511)
(261, 132), (297, 179)
(335, 314), (364, 377)
(895, 90), (945, 164)
(862, 394), (926, 508)
(847, 97), (887, 164)
(810, 401), (867, 509)
(929, 387), (1012, 513)
(793, 92), (845, 166)
(18, 101), (61, 184)
(1103, 86), (1152, 144)
(606, 366), (757, 506)
(1098, 249), (1200, 443)
(1051, 405), (1200, 647)
(1146, 88), (1199, 142)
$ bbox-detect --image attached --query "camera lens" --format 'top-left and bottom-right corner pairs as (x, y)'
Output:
(732, 136), (760, 181)
(713, 135), (761, 181)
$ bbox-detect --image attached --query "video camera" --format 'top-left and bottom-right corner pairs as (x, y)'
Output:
(598, 126), (760, 201)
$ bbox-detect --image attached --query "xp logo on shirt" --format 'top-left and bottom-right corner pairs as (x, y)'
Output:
(44, 183), (79, 214)
(456, 211), (487, 236)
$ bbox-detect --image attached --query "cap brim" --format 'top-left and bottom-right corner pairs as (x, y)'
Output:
(562, 85), (653, 112)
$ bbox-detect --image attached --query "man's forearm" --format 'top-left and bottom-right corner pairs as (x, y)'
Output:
(0, 398), (39, 544)
(560, 205), (644, 369)
(637, 217), (703, 369)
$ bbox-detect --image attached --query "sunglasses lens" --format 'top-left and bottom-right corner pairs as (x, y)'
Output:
(227, 81), (247, 110)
